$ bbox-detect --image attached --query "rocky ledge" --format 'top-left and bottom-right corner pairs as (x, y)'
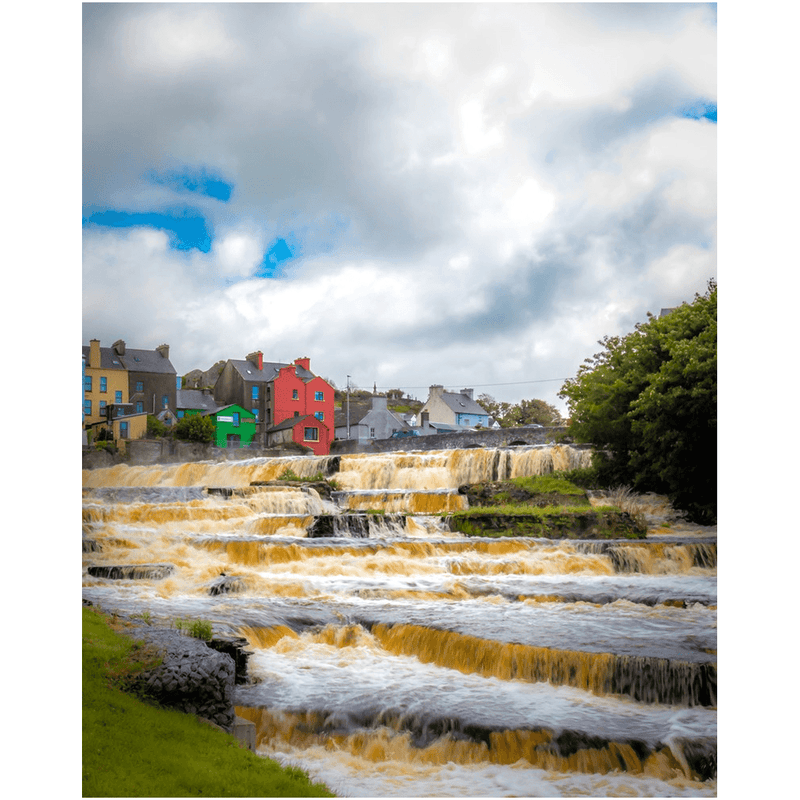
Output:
(125, 625), (237, 731)
(448, 509), (647, 539)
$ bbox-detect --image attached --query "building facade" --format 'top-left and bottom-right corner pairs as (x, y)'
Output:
(82, 339), (178, 425)
(419, 385), (490, 429)
(208, 404), (257, 448)
(214, 353), (334, 453)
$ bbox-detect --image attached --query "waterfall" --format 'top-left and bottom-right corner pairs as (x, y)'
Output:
(83, 444), (716, 796)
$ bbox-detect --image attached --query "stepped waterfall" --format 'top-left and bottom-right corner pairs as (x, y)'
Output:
(82, 445), (716, 797)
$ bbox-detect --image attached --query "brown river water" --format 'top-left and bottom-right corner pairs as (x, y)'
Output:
(82, 445), (716, 797)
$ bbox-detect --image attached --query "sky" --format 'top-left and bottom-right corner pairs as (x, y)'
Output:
(82, 2), (717, 414)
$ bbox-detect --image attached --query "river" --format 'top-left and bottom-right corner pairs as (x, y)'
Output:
(82, 444), (716, 797)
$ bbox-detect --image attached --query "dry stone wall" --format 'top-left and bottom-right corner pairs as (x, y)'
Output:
(130, 626), (236, 731)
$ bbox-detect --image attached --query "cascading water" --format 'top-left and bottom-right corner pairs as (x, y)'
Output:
(82, 445), (716, 797)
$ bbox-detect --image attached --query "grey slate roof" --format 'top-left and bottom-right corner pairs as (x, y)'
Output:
(82, 345), (176, 374)
(268, 415), (318, 432)
(176, 389), (221, 413)
(230, 360), (316, 383)
(440, 391), (488, 417)
(119, 348), (177, 375)
(82, 345), (126, 371)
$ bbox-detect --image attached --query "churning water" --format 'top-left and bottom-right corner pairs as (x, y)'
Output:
(82, 445), (716, 797)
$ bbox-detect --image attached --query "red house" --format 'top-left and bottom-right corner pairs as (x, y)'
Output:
(213, 353), (334, 455)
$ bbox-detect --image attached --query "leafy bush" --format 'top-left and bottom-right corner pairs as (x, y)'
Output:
(147, 414), (169, 438)
(174, 413), (216, 443)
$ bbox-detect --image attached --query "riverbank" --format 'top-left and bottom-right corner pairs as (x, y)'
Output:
(82, 606), (336, 798)
(448, 474), (648, 538)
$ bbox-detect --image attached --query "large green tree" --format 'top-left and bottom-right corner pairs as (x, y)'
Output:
(477, 394), (562, 427)
(559, 280), (717, 523)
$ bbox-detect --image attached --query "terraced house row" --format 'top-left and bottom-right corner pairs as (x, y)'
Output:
(82, 340), (335, 455)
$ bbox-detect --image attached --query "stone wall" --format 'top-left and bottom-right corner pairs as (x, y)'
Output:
(331, 426), (571, 455)
(83, 427), (578, 469)
(127, 625), (237, 731)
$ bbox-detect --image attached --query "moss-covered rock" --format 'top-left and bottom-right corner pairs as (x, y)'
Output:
(448, 509), (646, 539)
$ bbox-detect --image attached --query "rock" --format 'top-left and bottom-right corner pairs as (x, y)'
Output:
(131, 627), (237, 731)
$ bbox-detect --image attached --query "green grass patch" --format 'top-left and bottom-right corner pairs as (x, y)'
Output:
(83, 607), (335, 797)
(509, 474), (587, 496)
(173, 617), (213, 641)
(453, 503), (615, 518)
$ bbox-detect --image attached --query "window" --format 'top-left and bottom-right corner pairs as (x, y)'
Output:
(136, 381), (144, 392)
(162, 395), (168, 409)
(292, 389), (299, 400)
(314, 391), (324, 402)
(115, 391), (122, 403)
(136, 402), (143, 414)
(100, 377), (107, 393)
(303, 427), (319, 441)
(315, 411), (324, 421)
(370, 427), (375, 438)
(99, 401), (107, 415)
(252, 409), (259, 421)
(119, 421), (129, 439)
(233, 412), (240, 427)
(252, 386), (259, 401)
(84, 399), (92, 416)
(85, 375), (92, 392)
(177, 410), (185, 419)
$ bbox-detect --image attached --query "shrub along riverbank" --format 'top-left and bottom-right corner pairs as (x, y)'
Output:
(82, 606), (335, 798)
(449, 474), (648, 539)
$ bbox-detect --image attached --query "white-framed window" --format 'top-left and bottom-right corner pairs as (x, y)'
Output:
(304, 427), (319, 441)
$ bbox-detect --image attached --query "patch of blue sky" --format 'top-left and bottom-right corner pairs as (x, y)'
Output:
(149, 167), (233, 202)
(253, 237), (295, 278)
(83, 209), (212, 252)
(678, 100), (717, 123)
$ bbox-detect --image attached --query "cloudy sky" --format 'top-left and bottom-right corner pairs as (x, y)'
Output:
(82, 2), (717, 413)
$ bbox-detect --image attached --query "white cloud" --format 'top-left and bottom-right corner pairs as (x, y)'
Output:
(83, 3), (717, 414)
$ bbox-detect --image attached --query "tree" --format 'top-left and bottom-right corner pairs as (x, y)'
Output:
(147, 414), (169, 438)
(477, 394), (562, 427)
(559, 280), (717, 523)
(174, 413), (216, 444)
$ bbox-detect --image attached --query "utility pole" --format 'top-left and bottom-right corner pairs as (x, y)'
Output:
(346, 375), (351, 440)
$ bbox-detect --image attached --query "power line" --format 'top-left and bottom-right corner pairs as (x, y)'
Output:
(369, 378), (568, 391)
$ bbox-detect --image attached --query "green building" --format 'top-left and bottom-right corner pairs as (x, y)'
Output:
(209, 404), (256, 448)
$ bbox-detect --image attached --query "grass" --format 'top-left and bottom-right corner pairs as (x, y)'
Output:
(173, 617), (214, 641)
(452, 503), (619, 518)
(83, 606), (335, 797)
(509, 474), (588, 496)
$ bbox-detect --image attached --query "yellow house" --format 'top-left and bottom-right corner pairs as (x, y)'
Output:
(86, 411), (148, 452)
(110, 412), (148, 452)
(83, 339), (129, 427)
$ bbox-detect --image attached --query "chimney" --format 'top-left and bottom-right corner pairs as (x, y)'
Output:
(421, 411), (430, 428)
(112, 339), (126, 356)
(156, 344), (170, 360)
(461, 388), (474, 400)
(89, 339), (101, 369)
(247, 351), (264, 370)
(429, 384), (444, 397)
(294, 356), (310, 371)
